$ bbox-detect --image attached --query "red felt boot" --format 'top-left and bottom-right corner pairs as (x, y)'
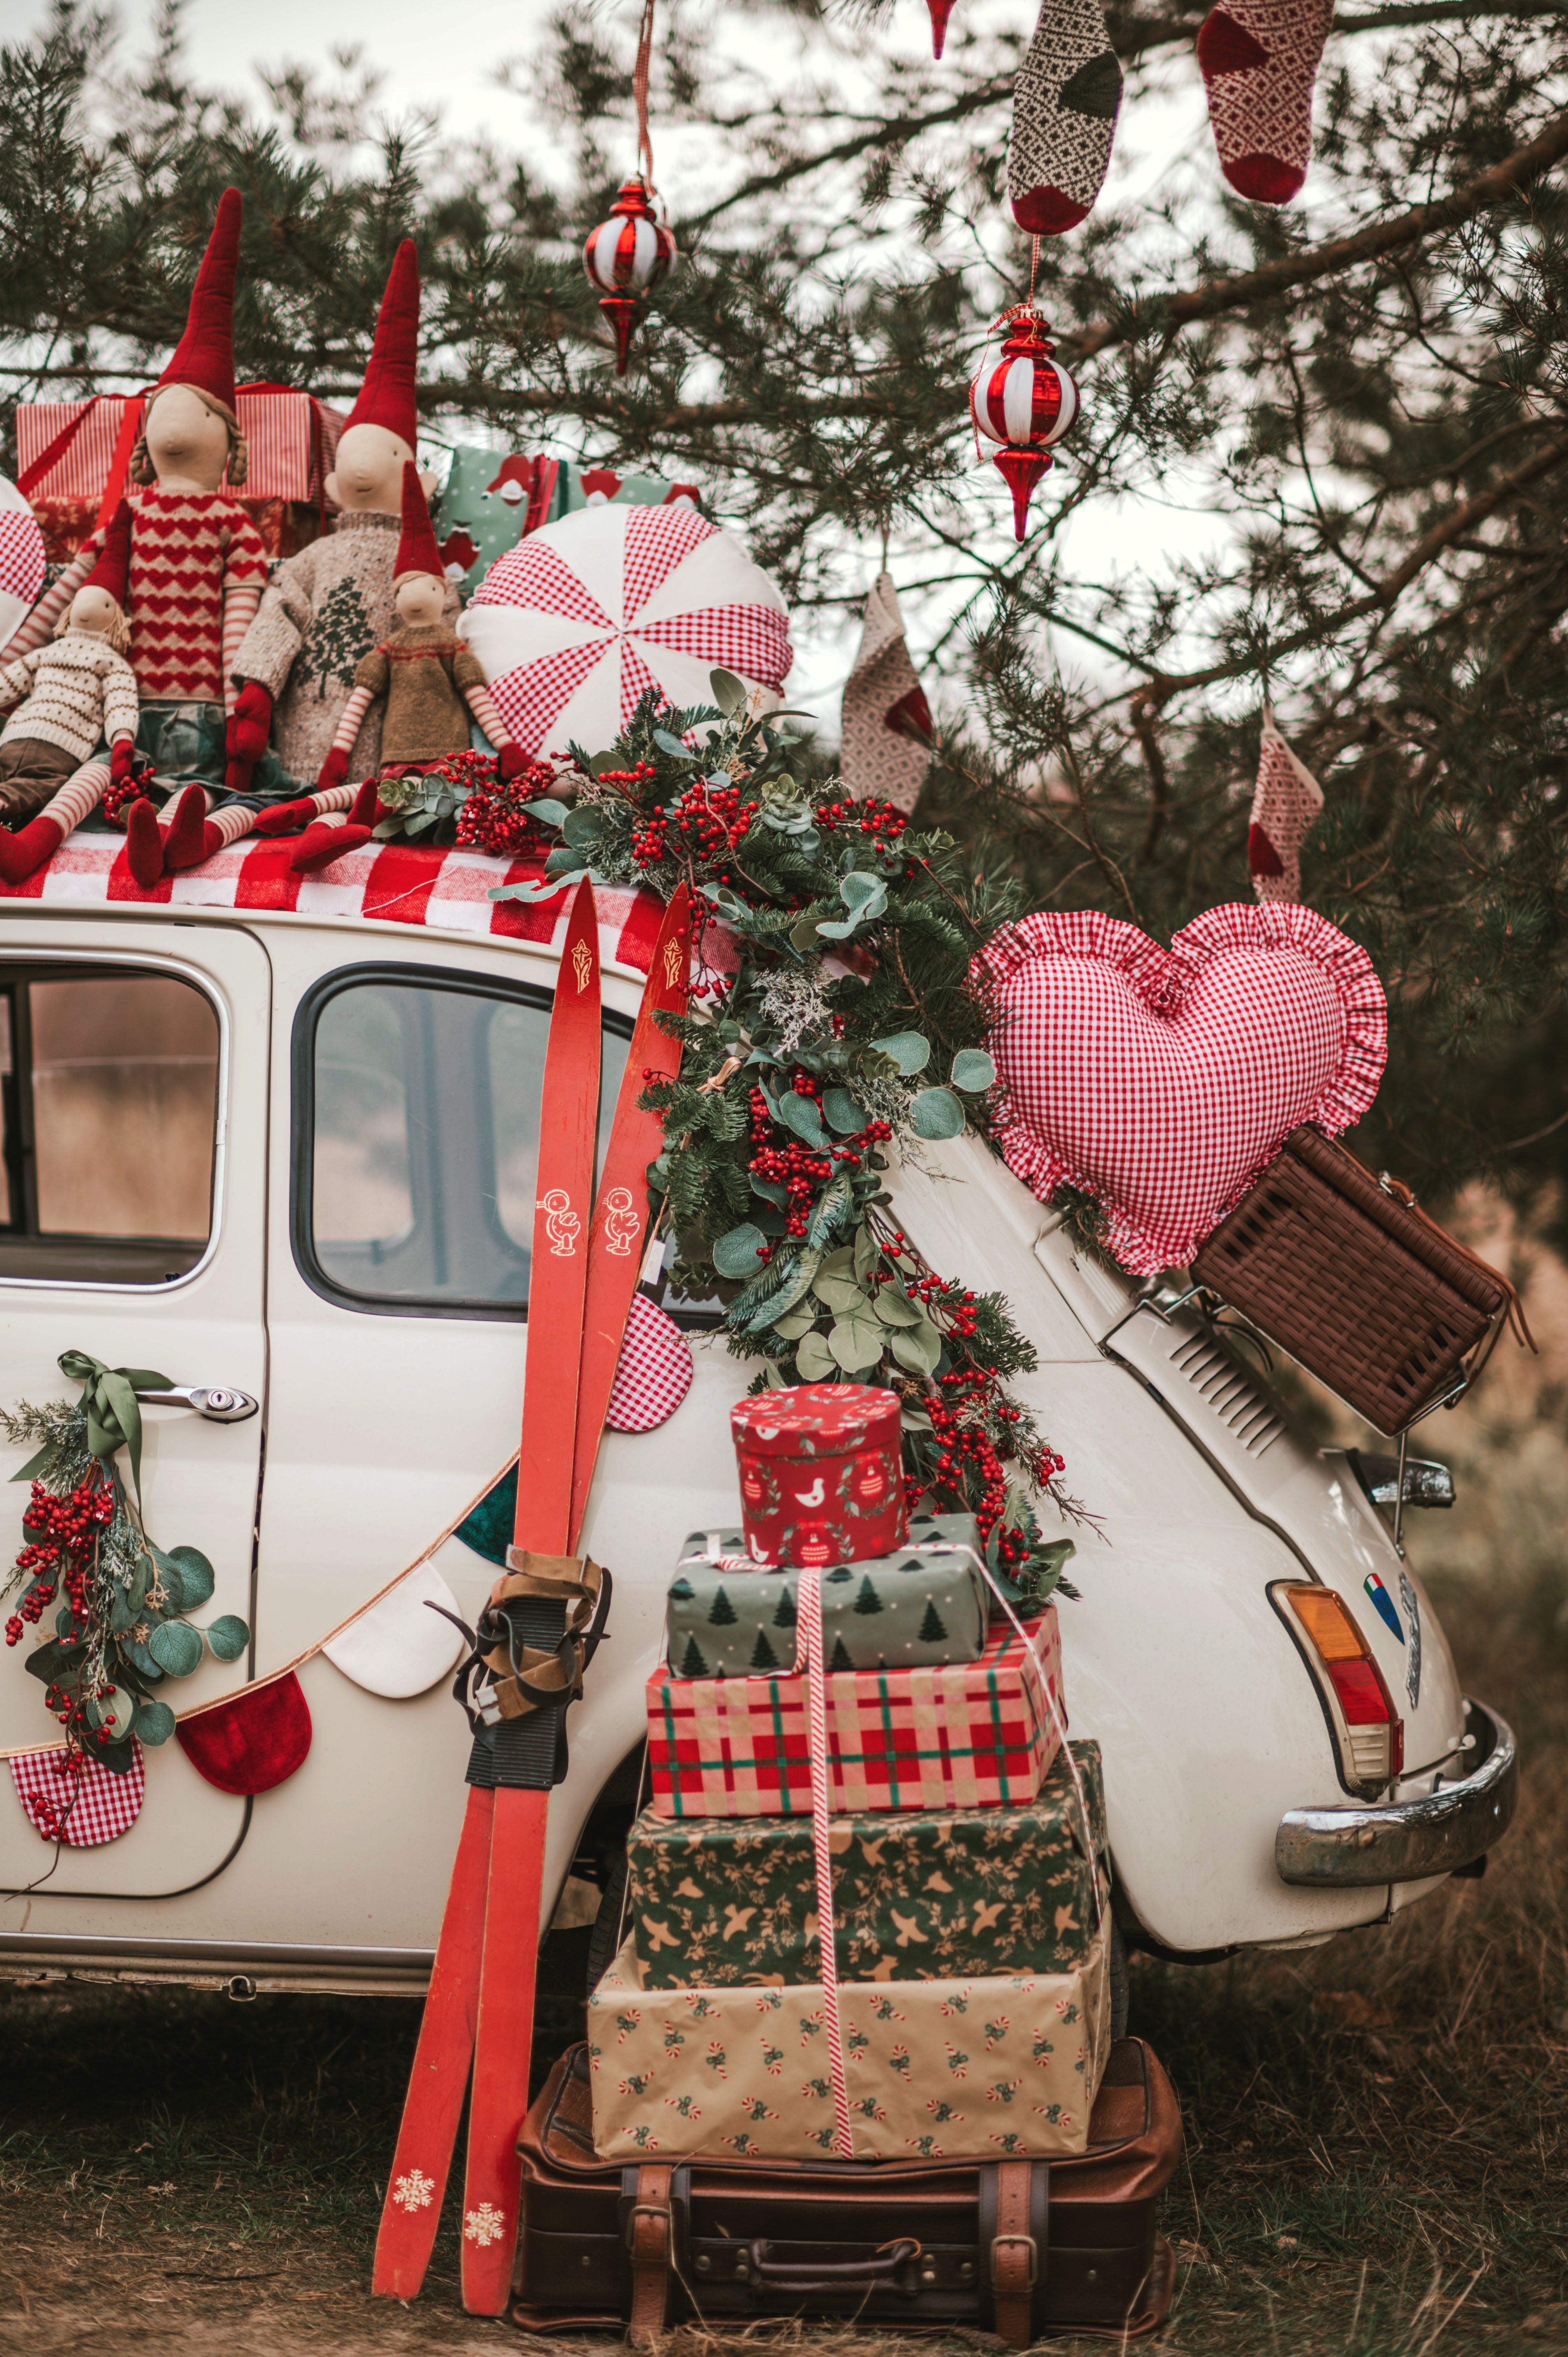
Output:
(163, 784), (219, 873)
(126, 798), (167, 891)
(290, 819), (373, 874)
(0, 815), (66, 886)
(251, 797), (319, 837)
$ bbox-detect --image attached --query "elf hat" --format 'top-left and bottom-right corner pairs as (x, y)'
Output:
(81, 501), (133, 606)
(393, 461), (443, 583)
(156, 186), (243, 422)
(344, 240), (420, 449)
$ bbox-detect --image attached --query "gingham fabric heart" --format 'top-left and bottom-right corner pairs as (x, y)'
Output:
(11, 1740), (145, 1846)
(973, 901), (1386, 1273)
(0, 477), (47, 652)
(606, 1292), (695, 1432)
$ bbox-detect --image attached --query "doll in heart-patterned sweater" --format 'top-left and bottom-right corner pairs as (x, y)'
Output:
(9, 189), (289, 885)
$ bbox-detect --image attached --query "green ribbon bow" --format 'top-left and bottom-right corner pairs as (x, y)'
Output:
(12, 1350), (175, 1515)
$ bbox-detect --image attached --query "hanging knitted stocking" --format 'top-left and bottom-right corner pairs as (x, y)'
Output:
(840, 574), (934, 815)
(1197, 0), (1332, 205)
(1009, 0), (1123, 236)
(1247, 710), (1324, 902)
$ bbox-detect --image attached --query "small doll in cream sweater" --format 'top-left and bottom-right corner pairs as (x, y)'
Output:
(0, 505), (140, 882)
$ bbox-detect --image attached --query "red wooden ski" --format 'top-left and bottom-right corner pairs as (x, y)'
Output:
(461, 879), (602, 2315)
(568, 882), (692, 1550)
(371, 1781), (494, 2296)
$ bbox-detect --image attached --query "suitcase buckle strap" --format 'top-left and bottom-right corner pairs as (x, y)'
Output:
(990, 2232), (1039, 2291)
(623, 2201), (672, 2256)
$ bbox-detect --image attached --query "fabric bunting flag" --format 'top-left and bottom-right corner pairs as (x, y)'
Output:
(0, 475), (47, 655)
(457, 503), (792, 759)
(175, 1671), (312, 1795)
(11, 1739), (145, 1845)
(605, 1293), (694, 1432)
(839, 573), (934, 814)
(1247, 711), (1324, 903)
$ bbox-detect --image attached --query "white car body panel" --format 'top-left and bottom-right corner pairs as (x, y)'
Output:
(0, 902), (1475, 1984)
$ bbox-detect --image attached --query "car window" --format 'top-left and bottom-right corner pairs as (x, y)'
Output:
(0, 968), (219, 1285)
(299, 968), (630, 1317)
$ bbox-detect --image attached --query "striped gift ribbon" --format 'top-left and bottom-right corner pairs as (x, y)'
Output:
(798, 1567), (854, 2161)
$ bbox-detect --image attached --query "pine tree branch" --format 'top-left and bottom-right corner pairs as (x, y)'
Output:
(680, 81), (1013, 233)
(1065, 106), (1568, 357)
(1136, 429), (1568, 704)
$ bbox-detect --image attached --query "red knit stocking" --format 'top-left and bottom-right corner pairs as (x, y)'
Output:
(1009, 0), (1123, 234)
(1197, 0), (1331, 204)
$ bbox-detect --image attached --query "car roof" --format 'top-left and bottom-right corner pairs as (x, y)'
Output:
(0, 834), (672, 981)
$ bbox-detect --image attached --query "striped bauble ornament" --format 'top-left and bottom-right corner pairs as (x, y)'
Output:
(584, 179), (676, 376)
(968, 307), (1081, 541)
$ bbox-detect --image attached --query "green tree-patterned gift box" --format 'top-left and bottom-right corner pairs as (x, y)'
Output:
(625, 1740), (1105, 1989)
(667, 1512), (989, 1679)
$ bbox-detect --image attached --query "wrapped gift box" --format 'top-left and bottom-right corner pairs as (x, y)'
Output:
(627, 1739), (1105, 1988)
(15, 389), (344, 507)
(668, 1511), (989, 1679)
(588, 1914), (1110, 2163)
(646, 1609), (1063, 1819)
(730, 1382), (906, 1568)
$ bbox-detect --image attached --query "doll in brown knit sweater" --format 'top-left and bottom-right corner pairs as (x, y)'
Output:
(318, 465), (524, 791)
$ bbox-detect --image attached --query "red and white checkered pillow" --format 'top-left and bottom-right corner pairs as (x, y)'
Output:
(11, 1740), (145, 1846)
(973, 902), (1387, 1274)
(606, 1293), (695, 1432)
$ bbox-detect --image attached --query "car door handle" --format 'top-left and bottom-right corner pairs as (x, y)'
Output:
(132, 1386), (260, 1424)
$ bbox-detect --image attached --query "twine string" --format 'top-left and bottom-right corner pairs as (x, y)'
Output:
(799, 1568), (854, 2160)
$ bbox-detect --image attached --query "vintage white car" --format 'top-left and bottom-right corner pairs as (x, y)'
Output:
(0, 853), (1517, 2032)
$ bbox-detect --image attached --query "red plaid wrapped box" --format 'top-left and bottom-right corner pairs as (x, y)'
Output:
(646, 1609), (1063, 1818)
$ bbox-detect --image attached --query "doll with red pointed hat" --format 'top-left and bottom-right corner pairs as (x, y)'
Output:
(0, 505), (141, 882)
(8, 189), (286, 887)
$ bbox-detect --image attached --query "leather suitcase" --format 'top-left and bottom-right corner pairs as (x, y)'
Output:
(511, 2037), (1181, 2343)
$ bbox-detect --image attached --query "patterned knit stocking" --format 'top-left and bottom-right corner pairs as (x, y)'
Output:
(1197, 0), (1332, 205)
(1009, 0), (1123, 235)
(1247, 712), (1324, 901)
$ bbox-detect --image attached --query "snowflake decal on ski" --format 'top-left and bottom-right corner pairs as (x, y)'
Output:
(392, 2167), (436, 2212)
(464, 2202), (507, 2246)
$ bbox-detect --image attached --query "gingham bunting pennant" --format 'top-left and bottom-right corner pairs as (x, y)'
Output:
(605, 1293), (694, 1433)
(974, 901), (1388, 1275)
(11, 1741), (145, 1846)
(0, 481), (47, 652)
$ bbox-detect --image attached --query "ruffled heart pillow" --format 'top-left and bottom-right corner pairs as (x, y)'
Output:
(973, 903), (1386, 1274)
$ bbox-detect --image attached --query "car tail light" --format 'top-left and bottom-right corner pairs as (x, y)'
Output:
(1277, 1583), (1404, 1790)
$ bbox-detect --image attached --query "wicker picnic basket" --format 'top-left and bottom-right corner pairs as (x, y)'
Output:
(1190, 1126), (1525, 1435)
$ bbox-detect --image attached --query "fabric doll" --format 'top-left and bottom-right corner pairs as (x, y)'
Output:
(258, 466), (525, 874)
(0, 505), (139, 885)
(9, 190), (288, 888)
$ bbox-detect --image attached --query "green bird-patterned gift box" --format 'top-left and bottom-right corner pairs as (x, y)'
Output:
(667, 1512), (990, 1679)
(625, 1740), (1106, 1989)
(587, 1914), (1111, 2163)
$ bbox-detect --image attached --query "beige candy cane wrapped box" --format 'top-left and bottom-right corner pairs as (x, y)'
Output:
(587, 1913), (1111, 2164)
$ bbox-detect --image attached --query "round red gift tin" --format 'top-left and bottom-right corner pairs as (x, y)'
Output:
(729, 1383), (907, 1568)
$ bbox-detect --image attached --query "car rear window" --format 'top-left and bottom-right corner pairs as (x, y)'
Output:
(0, 966), (219, 1285)
(295, 965), (630, 1318)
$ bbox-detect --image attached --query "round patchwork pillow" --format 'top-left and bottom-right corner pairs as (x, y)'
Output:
(973, 901), (1387, 1274)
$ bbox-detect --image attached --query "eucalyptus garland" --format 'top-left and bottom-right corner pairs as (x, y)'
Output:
(493, 673), (1086, 1601)
(2, 1352), (249, 1763)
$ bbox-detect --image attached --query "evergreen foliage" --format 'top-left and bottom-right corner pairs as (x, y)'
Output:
(3, 1), (1567, 1219)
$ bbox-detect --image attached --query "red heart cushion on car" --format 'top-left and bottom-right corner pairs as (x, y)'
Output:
(973, 902), (1386, 1273)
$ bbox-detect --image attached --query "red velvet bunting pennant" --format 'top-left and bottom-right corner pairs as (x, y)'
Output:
(175, 1671), (312, 1794)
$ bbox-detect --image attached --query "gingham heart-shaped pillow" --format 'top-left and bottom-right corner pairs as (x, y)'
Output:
(973, 902), (1386, 1273)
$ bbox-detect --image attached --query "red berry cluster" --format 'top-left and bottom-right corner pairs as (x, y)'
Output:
(634, 778), (761, 870)
(102, 777), (152, 826)
(813, 796), (910, 853)
(453, 753), (557, 859)
(41, 1673), (119, 1742)
(599, 761), (660, 793)
(871, 1231), (979, 1339)
(5, 1478), (113, 1647)
(748, 1085), (832, 1250)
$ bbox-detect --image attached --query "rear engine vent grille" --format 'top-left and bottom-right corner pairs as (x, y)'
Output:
(1168, 1332), (1285, 1458)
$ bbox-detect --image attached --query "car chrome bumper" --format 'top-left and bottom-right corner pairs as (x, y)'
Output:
(1275, 1698), (1517, 1887)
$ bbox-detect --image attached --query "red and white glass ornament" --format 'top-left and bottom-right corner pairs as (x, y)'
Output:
(969, 305), (1080, 541)
(584, 178), (676, 376)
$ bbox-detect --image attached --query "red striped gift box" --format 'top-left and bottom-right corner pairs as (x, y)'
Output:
(645, 1610), (1063, 1818)
(16, 387), (345, 505)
